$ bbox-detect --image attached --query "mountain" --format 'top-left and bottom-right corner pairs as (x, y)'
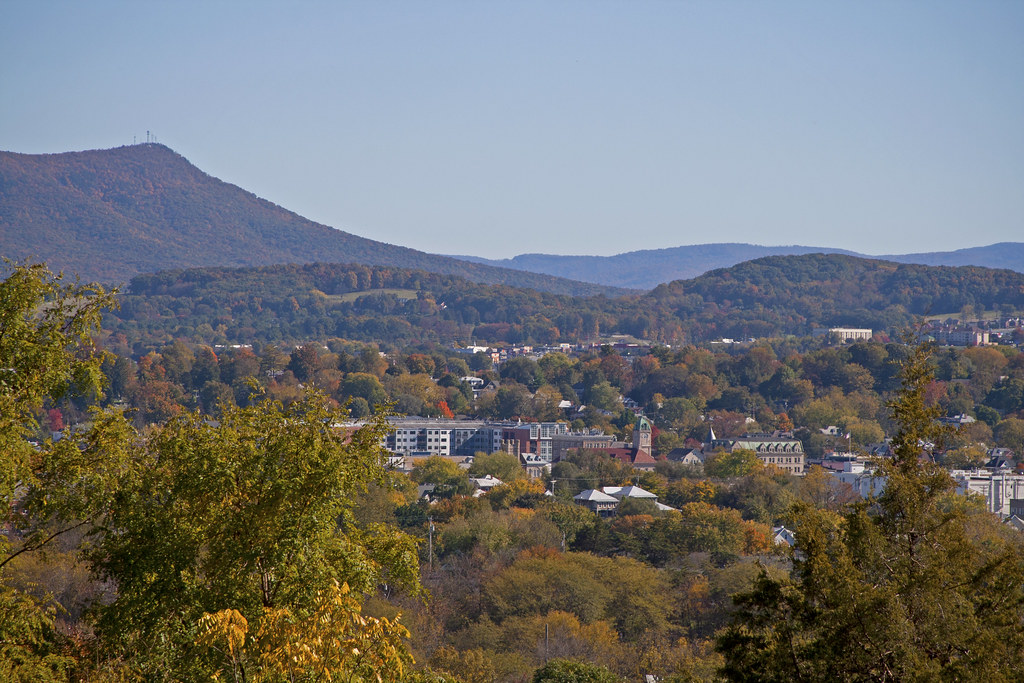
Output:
(451, 242), (1024, 290)
(103, 254), (1024, 350)
(879, 243), (1024, 272)
(636, 253), (1024, 343)
(0, 144), (626, 297)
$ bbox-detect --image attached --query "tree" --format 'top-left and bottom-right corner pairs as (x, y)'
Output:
(412, 456), (473, 498)
(994, 417), (1024, 453)
(584, 381), (620, 412)
(198, 379), (235, 413)
(501, 356), (544, 391)
(0, 262), (116, 680)
(717, 342), (1024, 681)
(488, 384), (532, 419)
(339, 372), (389, 408)
(0, 263), (114, 508)
(703, 449), (761, 478)
(427, 645), (495, 683)
(531, 384), (564, 421)
(191, 345), (221, 387)
(89, 392), (422, 680)
(469, 452), (525, 482)
(195, 580), (412, 683)
(486, 479), (548, 510)
(287, 343), (322, 382)
(796, 466), (856, 512)
(941, 444), (988, 470)
(532, 658), (622, 683)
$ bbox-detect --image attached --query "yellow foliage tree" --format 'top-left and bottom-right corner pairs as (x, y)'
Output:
(197, 581), (411, 683)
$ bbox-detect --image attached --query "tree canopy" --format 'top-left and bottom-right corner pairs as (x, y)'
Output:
(717, 342), (1024, 681)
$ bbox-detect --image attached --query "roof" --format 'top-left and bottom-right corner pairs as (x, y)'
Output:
(667, 448), (703, 464)
(604, 485), (657, 500)
(712, 435), (804, 454)
(635, 415), (653, 432)
(772, 525), (797, 546)
(471, 475), (503, 489)
(630, 450), (658, 465)
(574, 489), (619, 503)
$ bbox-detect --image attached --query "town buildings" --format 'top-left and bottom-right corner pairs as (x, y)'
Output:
(827, 460), (1024, 519)
(385, 417), (578, 463)
(812, 327), (873, 342)
(707, 431), (806, 475)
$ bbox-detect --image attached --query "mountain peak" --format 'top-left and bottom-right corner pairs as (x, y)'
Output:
(0, 145), (626, 297)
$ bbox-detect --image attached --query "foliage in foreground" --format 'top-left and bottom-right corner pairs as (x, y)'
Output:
(717, 342), (1024, 681)
(0, 263), (421, 682)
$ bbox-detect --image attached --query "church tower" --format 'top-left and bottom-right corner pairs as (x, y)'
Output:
(633, 415), (653, 455)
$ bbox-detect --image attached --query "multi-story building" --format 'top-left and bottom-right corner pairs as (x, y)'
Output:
(385, 418), (576, 463)
(951, 470), (1024, 517)
(828, 466), (1024, 518)
(550, 431), (617, 462)
(708, 431), (805, 475)
(928, 325), (990, 347)
(812, 327), (873, 342)
(499, 422), (570, 461)
(386, 418), (496, 457)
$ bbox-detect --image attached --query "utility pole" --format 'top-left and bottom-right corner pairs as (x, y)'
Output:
(428, 516), (435, 571)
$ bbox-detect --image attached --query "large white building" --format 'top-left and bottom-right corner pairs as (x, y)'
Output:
(829, 464), (1024, 518)
(812, 327), (873, 342)
(384, 418), (576, 462)
(386, 418), (500, 457)
(708, 432), (806, 475)
(951, 470), (1024, 517)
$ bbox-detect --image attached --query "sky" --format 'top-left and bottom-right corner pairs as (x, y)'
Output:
(2, 1), (1022, 259)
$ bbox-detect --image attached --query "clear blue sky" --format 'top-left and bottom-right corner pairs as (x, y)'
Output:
(2, 1), (1022, 258)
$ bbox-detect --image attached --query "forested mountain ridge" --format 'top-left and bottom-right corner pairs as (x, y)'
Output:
(453, 243), (859, 290)
(103, 254), (1024, 350)
(452, 242), (1024, 290)
(639, 254), (1024, 340)
(0, 144), (625, 297)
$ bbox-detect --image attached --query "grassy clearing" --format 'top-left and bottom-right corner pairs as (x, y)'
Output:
(922, 310), (1016, 322)
(324, 288), (420, 303)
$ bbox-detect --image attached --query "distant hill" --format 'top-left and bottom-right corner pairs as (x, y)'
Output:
(104, 254), (1024, 350)
(635, 253), (1024, 342)
(879, 243), (1024, 272)
(452, 242), (1024, 290)
(0, 144), (625, 297)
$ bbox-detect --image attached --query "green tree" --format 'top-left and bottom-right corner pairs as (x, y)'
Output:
(469, 452), (525, 482)
(703, 449), (761, 478)
(501, 356), (544, 391)
(198, 379), (236, 413)
(339, 371), (389, 408)
(483, 551), (672, 643)
(941, 444), (989, 470)
(287, 343), (322, 382)
(0, 263), (114, 507)
(532, 658), (622, 683)
(717, 342), (1024, 681)
(89, 392), (421, 680)
(160, 340), (195, 388)
(0, 262), (117, 680)
(412, 456), (473, 498)
(994, 417), (1024, 453)
(584, 381), (620, 412)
